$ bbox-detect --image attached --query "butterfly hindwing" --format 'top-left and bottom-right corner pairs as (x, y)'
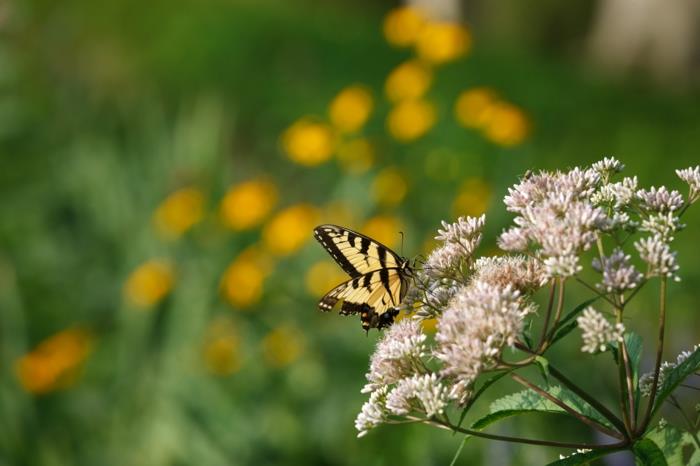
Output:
(314, 224), (412, 331)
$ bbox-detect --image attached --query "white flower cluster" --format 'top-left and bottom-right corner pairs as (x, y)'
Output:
(639, 344), (700, 397)
(634, 236), (680, 280)
(434, 281), (533, 402)
(592, 248), (643, 292)
(426, 215), (485, 278)
(676, 166), (700, 203)
(576, 307), (625, 353)
(499, 167), (606, 280)
(472, 255), (547, 293)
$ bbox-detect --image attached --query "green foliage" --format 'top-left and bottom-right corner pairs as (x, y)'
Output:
(652, 347), (700, 417)
(633, 438), (668, 466)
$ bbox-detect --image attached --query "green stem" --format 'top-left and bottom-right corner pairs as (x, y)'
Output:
(425, 417), (627, 450)
(640, 277), (667, 433)
(537, 281), (557, 351)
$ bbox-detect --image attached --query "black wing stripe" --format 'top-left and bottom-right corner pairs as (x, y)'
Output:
(315, 230), (361, 278)
(377, 246), (387, 268)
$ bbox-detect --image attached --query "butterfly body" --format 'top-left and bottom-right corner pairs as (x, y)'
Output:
(313, 224), (413, 331)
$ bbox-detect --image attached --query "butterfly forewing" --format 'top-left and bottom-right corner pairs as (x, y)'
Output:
(313, 224), (412, 331)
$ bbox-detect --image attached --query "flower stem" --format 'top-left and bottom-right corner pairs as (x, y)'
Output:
(640, 277), (667, 433)
(537, 281), (557, 351)
(510, 372), (624, 439)
(425, 417), (627, 450)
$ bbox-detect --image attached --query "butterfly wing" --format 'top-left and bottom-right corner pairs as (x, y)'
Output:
(319, 268), (409, 330)
(313, 224), (403, 278)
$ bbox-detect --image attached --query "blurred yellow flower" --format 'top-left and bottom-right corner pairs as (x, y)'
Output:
(320, 201), (360, 227)
(362, 215), (404, 249)
(416, 21), (471, 64)
(372, 167), (408, 207)
(262, 325), (304, 368)
(262, 204), (320, 256)
(305, 260), (349, 297)
(383, 6), (428, 47)
(452, 178), (492, 218)
(454, 87), (499, 129)
(336, 138), (375, 174)
(387, 99), (436, 142)
(203, 317), (242, 376)
(15, 327), (92, 394)
(221, 245), (273, 309)
(328, 85), (373, 134)
(385, 60), (433, 103)
(282, 118), (336, 166)
(220, 178), (278, 231)
(123, 259), (174, 308)
(482, 102), (530, 147)
(153, 187), (205, 239)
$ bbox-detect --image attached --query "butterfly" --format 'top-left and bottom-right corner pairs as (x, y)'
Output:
(313, 224), (413, 331)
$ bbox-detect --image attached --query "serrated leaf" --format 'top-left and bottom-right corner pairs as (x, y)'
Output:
(483, 385), (614, 430)
(456, 370), (511, 429)
(545, 448), (619, 466)
(633, 438), (668, 466)
(652, 347), (700, 417)
(645, 424), (693, 466)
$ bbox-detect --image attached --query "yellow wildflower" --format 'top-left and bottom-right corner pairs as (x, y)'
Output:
(362, 215), (404, 249)
(16, 327), (92, 394)
(152, 187), (205, 239)
(220, 178), (278, 231)
(385, 60), (433, 103)
(336, 138), (375, 174)
(482, 102), (530, 147)
(221, 245), (273, 309)
(416, 21), (471, 64)
(262, 204), (320, 256)
(383, 6), (428, 47)
(123, 259), (174, 308)
(262, 325), (304, 368)
(387, 99), (436, 142)
(320, 201), (360, 228)
(281, 118), (335, 166)
(328, 85), (373, 133)
(452, 178), (492, 218)
(203, 317), (242, 376)
(421, 318), (437, 333)
(305, 261), (349, 297)
(454, 87), (499, 129)
(372, 167), (408, 207)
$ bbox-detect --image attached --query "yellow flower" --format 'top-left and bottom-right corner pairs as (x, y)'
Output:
(362, 215), (404, 249)
(385, 60), (433, 103)
(123, 259), (174, 308)
(483, 102), (530, 147)
(281, 118), (336, 166)
(416, 21), (471, 64)
(220, 178), (278, 231)
(328, 85), (373, 133)
(15, 327), (92, 394)
(262, 204), (320, 256)
(336, 138), (375, 174)
(153, 187), (205, 239)
(383, 6), (428, 47)
(452, 178), (492, 218)
(454, 87), (499, 129)
(387, 99), (436, 142)
(372, 167), (408, 207)
(221, 245), (273, 309)
(305, 261), (349, 297)
(320, 201), (360, 227)
(421, 318), (437, 333)
(262, 325), (305, 368)
(203, 317), (242, 376)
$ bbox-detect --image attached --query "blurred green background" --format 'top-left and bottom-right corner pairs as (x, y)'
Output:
(1, 0), (699, 464)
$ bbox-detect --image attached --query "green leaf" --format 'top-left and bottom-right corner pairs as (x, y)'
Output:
(470, 385), (615, 432)
(633, 438), (668, 466)
(645, 424), (694, 466)
(652, 346), (700, 416)
(624, 332), (643, 411)
(545, 448), (619, 466)
(549, 297), (599, 346)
